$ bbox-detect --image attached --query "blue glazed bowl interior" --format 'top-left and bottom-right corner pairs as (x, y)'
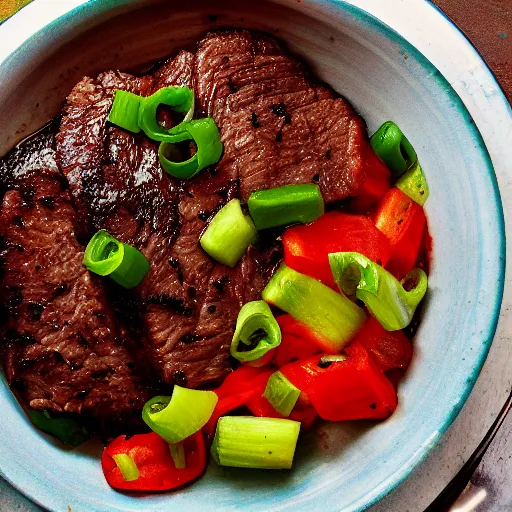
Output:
(0, 1), (504, 511)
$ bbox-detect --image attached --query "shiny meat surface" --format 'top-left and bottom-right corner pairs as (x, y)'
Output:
(57, 50), (280, 388)
(0, 127), (152, 422)
(195, 30), (367, 203)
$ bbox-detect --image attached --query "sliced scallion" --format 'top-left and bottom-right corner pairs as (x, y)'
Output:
(262, 264), (366, 353)
(108, 90), (145, 134)
(142, 387), (218, 444)
(159, 118), (223, 179)
(211, 416), (300, 469)
(112, 454), (140, 482)
(231, 301), (281, 362)
(263, 371), (300, 417)
(247, 184), (324, 231)
(83, 230), (149, 289)
(200, 199), (257, 267)
(329, 251), (428, 331)
(138, 86), (195, 142)
(169, 442), (186, 469)
(370, 121), (417, 177)
(318, 355), (347, 368)
(396, 162), (430, 206)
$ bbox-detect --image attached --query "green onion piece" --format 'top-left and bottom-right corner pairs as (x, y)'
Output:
(112, 454), (140, 482)
(200, 199), (257, 267)
(370, 121), (418, 177)
(329, 252), (428, 331)
(396, 162), (430, 206)
(138, 86), (195, 142)
(83, 230), (149, 289)
(108, 90), (144, 134)
(28, 410), (91, 447)
(318, 355), (347, 367)
(159, 118), (223, 179)
(247, 184), (324, 231)
(142, 386), (218, 443)
(262, 264), (366, 353)
(264, 371), (300, 417)
(169, 443), (186, 469)
(231, 301), (282, 362)
(211, 416), (300, 469)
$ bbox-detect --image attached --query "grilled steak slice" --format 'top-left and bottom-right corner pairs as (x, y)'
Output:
(0, 126), (153, 422)
(194, 30), (367, 203)
(56, 30), (367, 389)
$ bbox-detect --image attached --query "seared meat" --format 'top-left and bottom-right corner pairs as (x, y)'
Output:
(0, 126), (153, 422)
(194, 30), (367, 203)
(57, 52), (274, 388)
(55, 30), (366, 390)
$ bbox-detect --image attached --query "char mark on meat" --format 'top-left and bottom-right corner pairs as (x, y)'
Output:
(0, 129), (153, 425)
(55, 30), (368, 390)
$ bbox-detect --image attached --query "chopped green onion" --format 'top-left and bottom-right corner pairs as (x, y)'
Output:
(142, 387), (218, 444)
(159, 118), (223, 179)
(318, 355), (347, 368)
(112, 454), (140, 482)
(396, 162), (430, 205)
(83, 230), (149, 289)
(328, 252), (428, 331)
(264, 372), (300, 417)
(247, 184), (324, 230)
(169, 443), (186, 469)
(231, 301), (281, 362)
(262, 264), (366, 353)
(138, 86), (195, 142)
(370, 121), (417, 177)
(108, 90), (145, 134)
(200, 199), (257, 267)
(211, 416), (300, 469)
(28, 410), (91, 447)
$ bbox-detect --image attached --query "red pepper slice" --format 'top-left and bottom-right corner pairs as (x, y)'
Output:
(247, 392), (318, 431)
(101, 431), (206, 492)
(352, 317), (412, 372)
(204, 367), (273, 437)
(281, 342), (397, 421)
(351, 143), (392, 214)
(374, 188), (426, 279)
(273, 315), (320, 367)
(283, 212), (393, 289)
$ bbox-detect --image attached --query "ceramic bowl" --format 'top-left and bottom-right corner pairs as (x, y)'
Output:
(0, 1), (506, 511)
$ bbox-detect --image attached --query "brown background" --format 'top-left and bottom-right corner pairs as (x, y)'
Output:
(432, 0), (512, 101)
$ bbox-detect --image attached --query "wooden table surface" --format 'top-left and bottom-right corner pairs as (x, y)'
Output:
(432, 0), (512, 100)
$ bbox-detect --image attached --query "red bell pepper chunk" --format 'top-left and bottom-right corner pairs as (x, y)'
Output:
(280, 342), (397, 421)
(374, 188), (426, 279)
(283, 212), (393, 289)
(204, 366), (272, 437)
(101, 431), (206, 492)
(352, 317), (412, 372)
(273, 315), (320, 367)
(351, 143), (392, 214)
(247, 392), (318, 431)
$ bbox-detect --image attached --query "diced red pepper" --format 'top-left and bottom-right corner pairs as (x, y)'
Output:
(374, 188), (426, 279)
(290, 405), (318, 431)
(273, 315), (320, 367)
(352, 317), (412, 372)
(245, 349), (275, 368)
(101, 431), (206, 492)
(280, 342), (397, 421)
(247, 392), (318, 431)
(351, 143), (392, 214)
(204, 366), (272, 437)
(283, 212), (393, 289)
